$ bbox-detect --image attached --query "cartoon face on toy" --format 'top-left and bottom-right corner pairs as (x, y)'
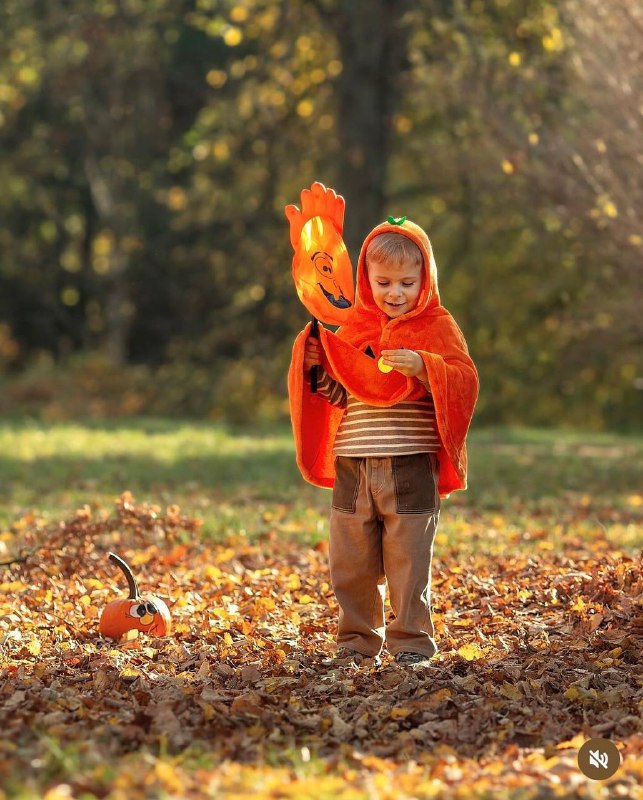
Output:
(99, 553), (172, 639)
(310, 248), (352, 310)
(294, 216), (354, 324)
(100, 595), (172, 638)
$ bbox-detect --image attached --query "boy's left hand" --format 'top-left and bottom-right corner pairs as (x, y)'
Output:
(380, 349), (425, 378)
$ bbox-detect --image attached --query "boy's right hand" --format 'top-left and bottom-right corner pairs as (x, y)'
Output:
(303, 337), (322, 373)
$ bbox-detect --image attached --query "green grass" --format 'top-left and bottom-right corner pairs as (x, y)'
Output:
(0, 418), (641, 554)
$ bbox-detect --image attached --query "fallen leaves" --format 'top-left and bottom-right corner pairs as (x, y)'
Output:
(0, 492), (641, 798)
(456, 642), (487, 661)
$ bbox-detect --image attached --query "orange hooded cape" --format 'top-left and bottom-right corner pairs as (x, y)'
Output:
(288, 218), (479, 498)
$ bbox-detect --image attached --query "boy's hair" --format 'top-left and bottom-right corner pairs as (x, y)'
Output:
(366, 232), (423, 270)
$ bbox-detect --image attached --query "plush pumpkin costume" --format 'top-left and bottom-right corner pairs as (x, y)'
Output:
(287, 184), (479, 498)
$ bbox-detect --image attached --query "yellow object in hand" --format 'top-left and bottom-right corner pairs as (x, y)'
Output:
(377, 357), (393, 374)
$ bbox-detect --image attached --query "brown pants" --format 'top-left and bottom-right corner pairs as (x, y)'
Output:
(329, 454), (440, 658)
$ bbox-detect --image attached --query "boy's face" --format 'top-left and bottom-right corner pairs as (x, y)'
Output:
(366, 257), (423, 318)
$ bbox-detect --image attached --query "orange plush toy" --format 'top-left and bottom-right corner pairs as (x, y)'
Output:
(285, 182), (354, 326)
(286, 182), (479, 498)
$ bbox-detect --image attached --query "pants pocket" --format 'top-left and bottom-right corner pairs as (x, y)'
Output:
(392, 453), (439, 514)
(332, 457), (362, 513)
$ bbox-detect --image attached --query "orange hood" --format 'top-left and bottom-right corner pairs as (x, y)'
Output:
(288, 218), (479, 498)
(353, 217), (440, 317)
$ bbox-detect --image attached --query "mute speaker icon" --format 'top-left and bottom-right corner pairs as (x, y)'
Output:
(589, 750), (609, 770)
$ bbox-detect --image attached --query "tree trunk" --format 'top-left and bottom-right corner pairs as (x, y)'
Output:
(84, 154), (131, 366)
(314, 1), (414, 259)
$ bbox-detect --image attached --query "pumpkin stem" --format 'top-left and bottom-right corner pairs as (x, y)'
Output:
(108, 552), (140, 600)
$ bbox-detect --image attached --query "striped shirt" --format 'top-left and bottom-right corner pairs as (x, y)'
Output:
(316, 369), (440, 456)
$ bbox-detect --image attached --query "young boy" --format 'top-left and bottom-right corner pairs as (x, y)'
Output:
(288, 215), (479, 668)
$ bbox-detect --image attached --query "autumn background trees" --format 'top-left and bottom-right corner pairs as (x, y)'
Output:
(1, 5), (642, 796)
(0, 0), (640, 429)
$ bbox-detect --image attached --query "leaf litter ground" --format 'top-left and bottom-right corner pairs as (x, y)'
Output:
(0, 491), (641, 799)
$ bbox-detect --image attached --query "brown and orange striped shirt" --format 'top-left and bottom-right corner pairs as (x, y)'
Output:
(316, 369), (440, 456)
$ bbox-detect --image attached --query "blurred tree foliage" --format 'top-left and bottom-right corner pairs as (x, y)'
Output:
(0, 0), (640, 427)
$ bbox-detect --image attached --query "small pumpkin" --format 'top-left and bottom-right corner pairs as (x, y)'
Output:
(99, 552), (171, 639)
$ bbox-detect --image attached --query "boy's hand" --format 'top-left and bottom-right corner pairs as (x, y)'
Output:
(381, 349), (428, 381)
(304, 337), (322, 373)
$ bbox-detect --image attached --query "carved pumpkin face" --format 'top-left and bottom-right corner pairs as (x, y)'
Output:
(99, 553), (172, 639)
(292, 215), (354, 325)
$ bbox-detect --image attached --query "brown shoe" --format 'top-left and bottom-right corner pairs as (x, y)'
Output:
(394, 651), (432, 667)
(323, 648), (382, 668)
